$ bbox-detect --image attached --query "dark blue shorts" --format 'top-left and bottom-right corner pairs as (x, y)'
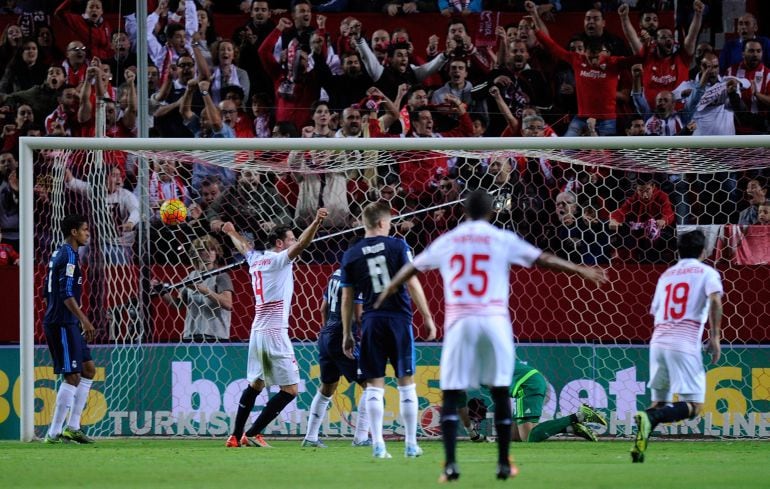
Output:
(318, 331), (361, 384)
(359, 314), (415, 380)
(44, 323), (92, 375)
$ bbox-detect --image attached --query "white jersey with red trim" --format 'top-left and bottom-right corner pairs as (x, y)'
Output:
(246, 249), (294, 331)
(412, 220), (542, 329)
(650, 258), (723, 355)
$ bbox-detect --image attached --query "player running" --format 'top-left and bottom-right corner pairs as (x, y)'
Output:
(632, 229), (723, 463)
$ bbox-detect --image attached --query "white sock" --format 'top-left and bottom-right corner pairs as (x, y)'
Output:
(353, 391), (370, 443)
(305, 391), (331, 442)
(398, 384), (418, 446)
(365, 387), (385, 445)
(48, 383), (77, 437)
(67, 378), (93, 431)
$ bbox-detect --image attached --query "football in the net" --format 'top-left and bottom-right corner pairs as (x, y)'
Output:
(159, 199), (187, 225)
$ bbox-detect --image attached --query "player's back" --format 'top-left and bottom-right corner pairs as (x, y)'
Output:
(321, 269), (344, 334)
(43, 243), (82, 326)
(650, 258), (723, 354)
(247, 249), (293, 330)
(340, 235), (412, 318)
(413, 220), (542, 326)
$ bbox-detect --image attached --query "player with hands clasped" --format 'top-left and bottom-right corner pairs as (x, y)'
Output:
(631, 229), (723, 463)
(223, 208), (328, 448)
(340, 201), (436, 460)
(376, 190), (606, 482)
(42, 214), (97, 444)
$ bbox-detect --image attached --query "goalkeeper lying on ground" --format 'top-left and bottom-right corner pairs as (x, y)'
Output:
(459, 361), (607, 442)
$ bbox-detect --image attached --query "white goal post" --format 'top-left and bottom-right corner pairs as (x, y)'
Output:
(18, 135), (770, 442)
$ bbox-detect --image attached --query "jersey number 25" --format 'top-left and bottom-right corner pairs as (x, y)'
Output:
(449, 254), (490, 297)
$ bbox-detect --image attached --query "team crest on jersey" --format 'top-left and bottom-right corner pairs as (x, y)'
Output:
(71, 360), (78, 369)
(66, 263), (76, 277)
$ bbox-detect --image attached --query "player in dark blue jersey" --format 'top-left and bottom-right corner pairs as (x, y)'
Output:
(301, 269), (372, 448)
(340, 201), (436, 459)
(42, 214), (96, 444)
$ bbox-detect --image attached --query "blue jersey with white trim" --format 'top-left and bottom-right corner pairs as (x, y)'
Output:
(321, 269), (363, 335)
(43, 243), (83, 325)
(340, 236), (413, 318)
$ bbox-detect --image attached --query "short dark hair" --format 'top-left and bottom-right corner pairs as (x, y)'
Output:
(464, 190), (494, 220)
(62, 214), (88, 237)
(267, 225), (293, 248)
(677, 230), (706, 259)
(387, 41), (411, 57)
(447, 17), (468, 34)
(274, 120), (299, 137)
(166, 23), (185, 39)
(748, 175), (768, 191)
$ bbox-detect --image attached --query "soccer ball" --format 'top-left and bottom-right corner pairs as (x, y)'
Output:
(159, 199), (187, 225)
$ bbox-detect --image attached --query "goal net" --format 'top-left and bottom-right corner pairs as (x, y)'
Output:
(19, 135), (770, 441)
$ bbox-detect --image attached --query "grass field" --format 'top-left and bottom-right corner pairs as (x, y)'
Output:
(2, 439), (769, 489)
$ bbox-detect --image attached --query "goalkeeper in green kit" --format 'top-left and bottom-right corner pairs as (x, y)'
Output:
(460, 361), (608, 442)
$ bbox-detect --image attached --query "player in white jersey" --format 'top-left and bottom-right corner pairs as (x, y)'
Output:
(376, 190), (606, 482)
(631, 229), (723, 463)
(222, 208), (328, 448)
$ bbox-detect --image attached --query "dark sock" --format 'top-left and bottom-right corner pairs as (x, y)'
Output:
(491, 387), (511, 465)
(245, 390), (295, 437)
(646, 402), (691, 430)
(233, 385), (261, 438)
(441, 390), (461, 465)
(527, 416), (574, 442)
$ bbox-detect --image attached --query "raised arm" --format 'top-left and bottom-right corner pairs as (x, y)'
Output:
(683, 0), (705, 57)
(121, 69), (138, 130)
(489, 85), (519, 135)
(179, 78), (198, 121)
(630, 64), (653, 120)
(198, 79), (222, 130)
(222, 221), (253, 256)
(286, 208), (329, 260)
(355, 37), (384, 82)
(618, 3), (644, 55)
(524, 1), (549, 37)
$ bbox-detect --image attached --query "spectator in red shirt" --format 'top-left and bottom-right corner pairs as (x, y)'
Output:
(610, 175), (676, 263)
(529, 2), (639, 136)
(258, 18), (323, 132)
(55, 0), (114, 60)
(619, 1), (704, 109)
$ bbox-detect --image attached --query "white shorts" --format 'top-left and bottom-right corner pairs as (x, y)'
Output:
(440, 316), (514, 391)
(648, 345), (705, 403)
(247, 328), (300, 386)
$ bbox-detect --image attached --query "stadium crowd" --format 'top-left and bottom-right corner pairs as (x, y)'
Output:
(1, 0), (769, 270)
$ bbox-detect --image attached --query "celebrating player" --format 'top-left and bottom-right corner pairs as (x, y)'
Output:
(632, 229), (723, 463)
(301, 268), (371, 448)
(377, 190), (606, 482)
(43, 214), (97, 444)
(340, 201), (437, 459)
(223, 208), (328, 448)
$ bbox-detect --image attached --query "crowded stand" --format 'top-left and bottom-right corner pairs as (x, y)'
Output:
(1, 0), (769, 342)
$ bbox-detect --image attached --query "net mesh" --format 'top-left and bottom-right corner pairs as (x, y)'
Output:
(28, 140), (770, 440)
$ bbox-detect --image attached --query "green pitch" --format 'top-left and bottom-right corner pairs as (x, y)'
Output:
(2, 439), (768, 489)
